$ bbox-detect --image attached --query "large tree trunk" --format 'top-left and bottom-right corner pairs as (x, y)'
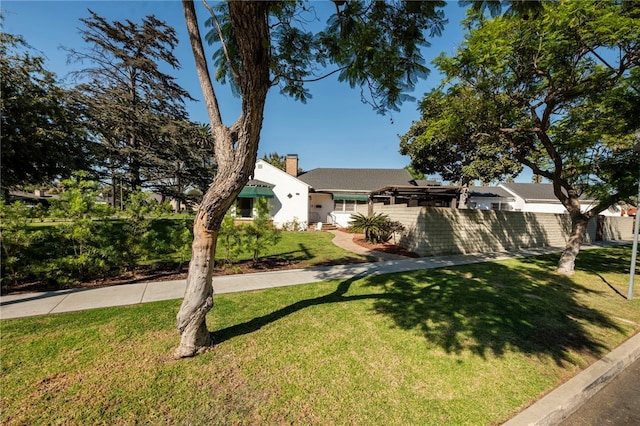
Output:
(557, 211), (590, 276)
(174, 212), (216, 358)
(173, 168), (259, 358)
(174, 1), (270, 358)
(458, 185), (470, 209)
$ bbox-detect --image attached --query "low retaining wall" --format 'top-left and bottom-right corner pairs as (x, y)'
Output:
(375, 205), (634, 257)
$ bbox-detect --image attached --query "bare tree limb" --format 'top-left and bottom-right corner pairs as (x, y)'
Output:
(181, 0), (228, 142)
(201, 0), (241, 86)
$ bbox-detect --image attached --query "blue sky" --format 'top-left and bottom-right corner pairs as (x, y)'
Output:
(3, 1), (495, 177)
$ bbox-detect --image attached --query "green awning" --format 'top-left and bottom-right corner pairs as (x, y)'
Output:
(333, 193), (369, 201)
(238, 186), (275, 198)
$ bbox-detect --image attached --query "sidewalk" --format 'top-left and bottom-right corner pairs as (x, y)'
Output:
(0, 245), (562, 320)
(1, 241), (638, 425)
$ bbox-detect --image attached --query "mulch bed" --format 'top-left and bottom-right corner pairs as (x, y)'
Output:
(351, 234), (420, 258)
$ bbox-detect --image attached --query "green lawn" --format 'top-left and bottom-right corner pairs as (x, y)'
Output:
(128, 219), (372, 267)
(214, 230), (372, 267)
(140, 219), (372, 267)
(2, 246), (639, 425)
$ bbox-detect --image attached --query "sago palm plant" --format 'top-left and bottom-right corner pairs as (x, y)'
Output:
(349, 213), (390, 244)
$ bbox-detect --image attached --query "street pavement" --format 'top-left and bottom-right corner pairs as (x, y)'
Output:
(503, 333), (640, 426)
(1, 236), (638, 425)
(559, 357), (640, 426)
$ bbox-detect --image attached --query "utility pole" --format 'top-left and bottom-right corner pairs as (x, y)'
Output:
(628, 174), (640, 300)
(628, 138), (640, 300)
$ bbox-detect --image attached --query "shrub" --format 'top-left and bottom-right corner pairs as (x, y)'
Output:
(167, 218), (193, 268)
(218, 211), (245, 265)
(46, 172), (120, 283)
(282, 217), (306, 232)
(243, 198), (281, 262)
(379, 219), (405, 245)
(349, 213), (405, 244)
(121, 190), (158, 267)
(0, 200), (46, 288)
(349, 213), (389, 244)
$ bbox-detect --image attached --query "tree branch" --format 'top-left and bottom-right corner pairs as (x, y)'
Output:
(287, 65), (350, 84)
(181, 1), (227, 138)
(201, 0), (241, 86)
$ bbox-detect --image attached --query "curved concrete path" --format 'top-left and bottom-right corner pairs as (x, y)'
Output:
(327, 229), (410, 261)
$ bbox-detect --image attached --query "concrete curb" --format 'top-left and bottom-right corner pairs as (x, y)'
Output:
(502, 332), (640, 426)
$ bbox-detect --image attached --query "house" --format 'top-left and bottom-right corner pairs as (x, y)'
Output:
(242, 155), (630, 230)
(468, 183), (621, 216)
(370, 180), (460, 209)
(296, 165), (415, 227)
(240, 155), (461, 229)
(7, 190), (59, 207)
(234, 157), (310, 229)
(467, 186), (515, 211)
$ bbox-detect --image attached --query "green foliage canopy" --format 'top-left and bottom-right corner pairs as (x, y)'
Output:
(261, 152), (287, 171)
(67, 11), (214, 200)
(204, 0), (447, 114)
(0, 32), (93, 192)
(401, 1), (640, 210)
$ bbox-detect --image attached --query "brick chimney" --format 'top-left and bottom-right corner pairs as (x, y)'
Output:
(285, 154), (298, 177)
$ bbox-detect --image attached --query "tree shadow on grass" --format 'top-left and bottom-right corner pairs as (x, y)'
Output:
(262, 243), (314, 262)
(214, 257), (623, 366)
(262, 242), (370, 266)
(213, 273), (368, 344)
(365, 261), (623, 365)
(574, 246), (632, 276)
(520, 246), (631, 300)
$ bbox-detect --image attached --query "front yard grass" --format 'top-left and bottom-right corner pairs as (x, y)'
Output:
(217, 230), (372, 267)
(1, 246), (639, 425)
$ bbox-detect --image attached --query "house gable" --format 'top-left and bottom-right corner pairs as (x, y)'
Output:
(248, 160), (310, 228)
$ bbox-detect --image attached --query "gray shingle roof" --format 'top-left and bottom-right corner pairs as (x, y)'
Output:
(297, 168), (414, 192)
(469, 186), (513, 199)
(415, 179), (443, 186)
(500, 183), (595, 202)
(245, 179), (274, 188)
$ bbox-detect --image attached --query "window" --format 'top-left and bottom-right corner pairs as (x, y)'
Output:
(334, 200), (355, 212)
(334, 200), (366, 213)
(236, 198), (254, 218)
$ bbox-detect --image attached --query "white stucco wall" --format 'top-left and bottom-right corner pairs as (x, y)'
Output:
(253, 160), (310, 229)
(308, 193), (334, 225)
(509, 200), (621, 216)
(498, 184), (621, 216)
(332, 212), (355, 228)
(514, 201), (567, 213)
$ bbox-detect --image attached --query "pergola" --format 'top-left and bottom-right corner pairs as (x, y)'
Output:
(369, 185), (461, 208)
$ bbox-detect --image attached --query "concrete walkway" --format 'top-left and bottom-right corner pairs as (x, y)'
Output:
(1, 239), (638, 426)
(326, 229), (411, 261)
(0, 245), (567, 320)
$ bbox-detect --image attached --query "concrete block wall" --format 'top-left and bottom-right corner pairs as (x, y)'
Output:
(597, 216), (635, 241)
(375, 205), (634, 257)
